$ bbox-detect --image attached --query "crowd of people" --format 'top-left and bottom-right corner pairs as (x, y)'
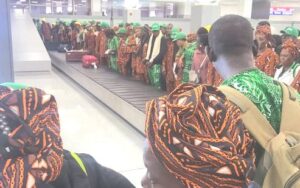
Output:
(1, 15), (300, 188)
(37, 18), (300, 93)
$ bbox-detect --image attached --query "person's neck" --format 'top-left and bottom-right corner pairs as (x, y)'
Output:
(214, 53), (255, 80)
(182, 42), (187, 48)
(198, 46), (205, 52)
(282, 61), (294, 72)
(258, 43), (268, 53)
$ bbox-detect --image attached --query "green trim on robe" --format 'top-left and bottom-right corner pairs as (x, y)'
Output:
(182, 42), (197, 83)
(107, 36), (119, 72)
(148, 64), (162, 90)
(222, 69), (283, 133)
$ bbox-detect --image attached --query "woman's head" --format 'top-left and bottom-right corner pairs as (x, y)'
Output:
(144, 84), (255, 188)
(176, 39), (186, 47)
(196, 27), (208, 38)
(0, 85), (63, 187)
(174, 32), (187, 47)
(198, 34), (208, 49)
(280, 39), (299, 68)
(105, 29), (116, 39)
(255, 25), (272, 48)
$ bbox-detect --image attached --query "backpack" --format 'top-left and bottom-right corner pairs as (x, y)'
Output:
(219, 83), (300, 188)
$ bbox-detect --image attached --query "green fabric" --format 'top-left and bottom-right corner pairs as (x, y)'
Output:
(222, 69), (283, 133)
(176, 46), (185, 58)
(160, 23), (167, 28)
(171, 27), (180, 40)
(70, 151), (88, 176)
(1, 82), (28, 90)
(119, 22), (125, 27)
(281, 26), (299, 38)
(148, 64), (161, 90)
(107, 36), (119, 72)
(117, 28), (127, 34)
(173, 32), (186, 42)
(82, 21), (88, 26)
(132, 22), (141, 28)
(290, 62), (300, 76)
(65, 22), (71, 27)
(182, 42), (197, 83)
(89, 20), (96, 25)
(151, 23), (160, 32)
(100, 22), (110, 28)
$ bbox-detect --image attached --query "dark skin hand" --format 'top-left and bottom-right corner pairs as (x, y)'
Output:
(141, 142), (184, 188)
(146, 61), (155, 68)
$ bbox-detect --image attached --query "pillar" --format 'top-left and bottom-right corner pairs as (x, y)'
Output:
(241, 0), (253, 18)
(191, 5), (220, 32)
(0, 0), (14, 83)
(91, 0), (102, 16)
(184, 0), (192, 18)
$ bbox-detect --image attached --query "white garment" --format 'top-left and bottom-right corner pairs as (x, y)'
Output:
(274, 63), (300, 85)
(146, 31), (163, 63)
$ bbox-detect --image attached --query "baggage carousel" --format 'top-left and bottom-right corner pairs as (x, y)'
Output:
(49, 51), (166, 134)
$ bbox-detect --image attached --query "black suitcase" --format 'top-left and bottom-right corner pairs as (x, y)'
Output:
(45, 41), (59, 51)
(57, 44), (71, 53)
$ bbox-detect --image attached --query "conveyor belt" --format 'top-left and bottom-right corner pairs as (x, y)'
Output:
(49, 51), (166, 133)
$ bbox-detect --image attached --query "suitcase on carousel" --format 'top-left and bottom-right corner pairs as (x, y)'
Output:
(65, 50), (88, 62)
(57, 44), (71, 53)
(82, 55), (99, 69)
(45, 41), (59, 51)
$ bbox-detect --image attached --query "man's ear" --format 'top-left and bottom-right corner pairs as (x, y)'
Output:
(206, 46), (217, 62)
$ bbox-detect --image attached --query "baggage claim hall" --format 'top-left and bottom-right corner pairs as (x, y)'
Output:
(1, 0), (300, 187)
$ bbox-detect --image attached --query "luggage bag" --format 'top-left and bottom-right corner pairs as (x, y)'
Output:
(82, 55), (99, 69)
(65, 50), (88, 62)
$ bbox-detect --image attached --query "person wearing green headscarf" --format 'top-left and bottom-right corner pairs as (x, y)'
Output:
(173, 32), (187, 85)
(162, 27), (180, 92)
(145, 23), (167, 90)
(160, 23), (168, 36)
(116, 28), (130, 75)
(182, 39), (197, 83)
(132, 22), (141, 28)
(281, 26), (299, 43)
(119, 22), (125, 28)
(106, 29), (119, 72)
(95, 22), (109, 65)
(82, 21), (88, 27)
(170, 27), (180, 40)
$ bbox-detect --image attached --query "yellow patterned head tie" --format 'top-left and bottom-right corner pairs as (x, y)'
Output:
(0, 85), (63, 188)
(145, 83), (256, 188)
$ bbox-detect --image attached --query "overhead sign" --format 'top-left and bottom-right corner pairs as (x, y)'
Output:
(270, 7), (295, 16)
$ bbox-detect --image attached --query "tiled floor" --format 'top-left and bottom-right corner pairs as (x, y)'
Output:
(15, 68), (146, 187)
